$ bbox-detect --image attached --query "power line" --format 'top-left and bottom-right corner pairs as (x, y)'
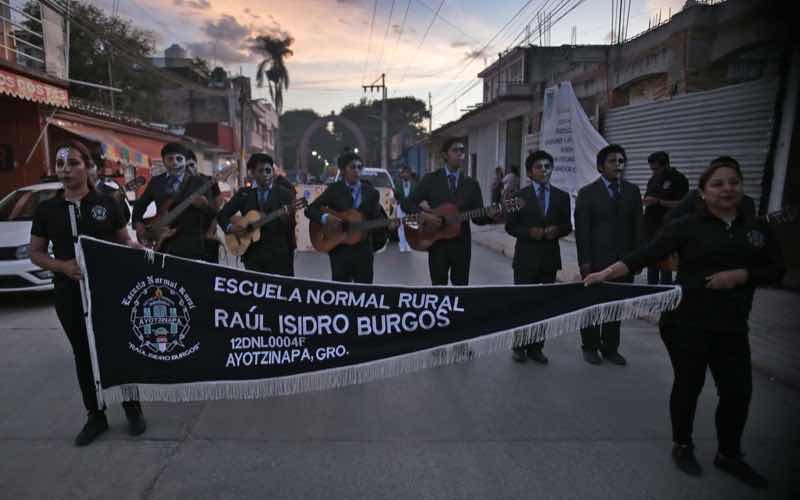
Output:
(398, 0), (446, 84)
(385, 0), (412, 76)
(361, 0), (380, 85)
(430, 0), (547, 108)
(432, 0), (553, 109)
(414, 0), (480, 43)
(375, 0), (397, 73)
(436, 0), (587, 121)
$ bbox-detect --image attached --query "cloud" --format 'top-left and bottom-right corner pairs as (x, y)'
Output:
(465, 47), (490, 60)
(173, 0), (211, 10)
(186, 40), (253, 64)
(203, 14), (251, 41)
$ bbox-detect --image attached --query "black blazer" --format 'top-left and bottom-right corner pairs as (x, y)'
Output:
(305, 180), (387, 250)
(505, 184), (572, 272)
(400, 168), (491, 240)
(575, 177), (643, 272)
(217, 184), (295, 255)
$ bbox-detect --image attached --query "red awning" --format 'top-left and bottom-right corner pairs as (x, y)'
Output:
(0, 67), (69, 107)
(50, 120), (151, 169)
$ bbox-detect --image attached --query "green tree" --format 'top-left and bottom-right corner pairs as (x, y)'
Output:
(339, 96), (430, 166)
(64, 0), (165, 120)
(279, 109), (319, 174)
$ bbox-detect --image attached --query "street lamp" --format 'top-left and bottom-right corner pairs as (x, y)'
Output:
(312, 150), (318, 157)
(353, 148), (359, 154)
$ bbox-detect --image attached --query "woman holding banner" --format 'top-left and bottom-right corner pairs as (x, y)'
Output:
(583, 157), (784, 489)
(28, 140), (147, 446)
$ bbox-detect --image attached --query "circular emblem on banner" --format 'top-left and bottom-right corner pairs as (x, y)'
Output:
(746, 229), (766, 248)
(128, 283), (198, 361)
(90, 205), (108, 222)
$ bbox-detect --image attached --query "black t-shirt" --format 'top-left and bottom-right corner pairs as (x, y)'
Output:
(643, 167), (689, 238)
(30, 189), (126, 283)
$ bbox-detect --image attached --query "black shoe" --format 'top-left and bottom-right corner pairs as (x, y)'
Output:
(714, 453), (768, 489)
(124, 404), (147, 437)
(527, 349), (549, 365)
(601, 351), (627, 365)
(582, 350), (602, 365)
(672, 444), (702, 476)
(512, 348), (527, 363)
(74, 411), (108, 446)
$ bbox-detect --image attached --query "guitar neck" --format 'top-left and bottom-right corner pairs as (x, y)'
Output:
(153, 178), (215, 229)
(445, 205), (495, 224)
(252, 207), (287, 229)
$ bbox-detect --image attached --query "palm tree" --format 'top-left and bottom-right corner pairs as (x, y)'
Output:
(252, 34), (294, 114)
(252, 34), (293, 166)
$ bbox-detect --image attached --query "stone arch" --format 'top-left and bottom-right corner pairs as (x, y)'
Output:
(296, 114), (368, 175)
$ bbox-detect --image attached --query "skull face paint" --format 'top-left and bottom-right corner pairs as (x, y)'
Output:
(54, 147), (70, 176)
(530, 159), (554, 184)
(164, 153), (186, 176)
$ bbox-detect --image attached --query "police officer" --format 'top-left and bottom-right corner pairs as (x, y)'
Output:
(29, 140), (147, 446)
(584, 157), (784, 489)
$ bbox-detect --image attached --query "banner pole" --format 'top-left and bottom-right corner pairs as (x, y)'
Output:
(68, 205), (106, 410)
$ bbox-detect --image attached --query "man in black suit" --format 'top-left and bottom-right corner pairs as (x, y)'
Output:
(217, 153), (295, 276)
(506, 150), (572, 364)
(306, 151), (393, 283)
(401, 137), (497, 286)
(575, 144), (643, 365)
(132, 142), (221, 260)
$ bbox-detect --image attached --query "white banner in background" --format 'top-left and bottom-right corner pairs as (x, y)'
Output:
(540, 81), (608, 196)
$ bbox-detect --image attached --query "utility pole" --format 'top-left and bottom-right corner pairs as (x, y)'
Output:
(363, 73), (388, 170)
(428, 92), (433, 134)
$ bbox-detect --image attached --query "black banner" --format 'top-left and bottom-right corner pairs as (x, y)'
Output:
(77, 237), (681, 402)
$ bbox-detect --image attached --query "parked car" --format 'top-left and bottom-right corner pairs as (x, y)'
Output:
(0, 180), (152, 293)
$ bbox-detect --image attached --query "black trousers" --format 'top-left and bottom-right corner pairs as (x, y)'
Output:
(54, 280), (140, 415)
(579, 275), (633, 353)
(661, 325), (752, 457)
(244, 246), (294, 277)
(428, 237), (471, 286)
(512, 268), (557, 353)
(329, 243), (374, 283)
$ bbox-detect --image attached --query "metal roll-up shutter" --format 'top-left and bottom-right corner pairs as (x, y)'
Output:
(604, 78), (779, 207)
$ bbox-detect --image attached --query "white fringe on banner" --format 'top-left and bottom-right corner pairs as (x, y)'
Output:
(102, 285), (681, 404)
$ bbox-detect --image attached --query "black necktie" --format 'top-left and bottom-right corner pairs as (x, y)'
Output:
(448, 174), (457, 194)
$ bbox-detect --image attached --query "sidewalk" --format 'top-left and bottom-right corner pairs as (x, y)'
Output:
(471, 224), (800, 389)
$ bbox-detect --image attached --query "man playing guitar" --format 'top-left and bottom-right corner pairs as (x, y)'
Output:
(305, 151), (395, 284)
(401, 137), (499, 285)
(132, 142), (221, 260)
(217, 153), (296, 276)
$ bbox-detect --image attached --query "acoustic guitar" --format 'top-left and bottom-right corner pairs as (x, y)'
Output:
(657, 205), (797, 271)
(404, 197), (525, 251)
(308, 207), (408, 253)
(225, 197), (308, 256)
(138, 165), (236, 250)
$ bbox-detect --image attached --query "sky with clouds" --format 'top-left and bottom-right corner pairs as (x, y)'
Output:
(92, 0), (688, 128)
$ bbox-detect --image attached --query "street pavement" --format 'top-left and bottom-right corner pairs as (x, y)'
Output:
(0, 243), (798, 500)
